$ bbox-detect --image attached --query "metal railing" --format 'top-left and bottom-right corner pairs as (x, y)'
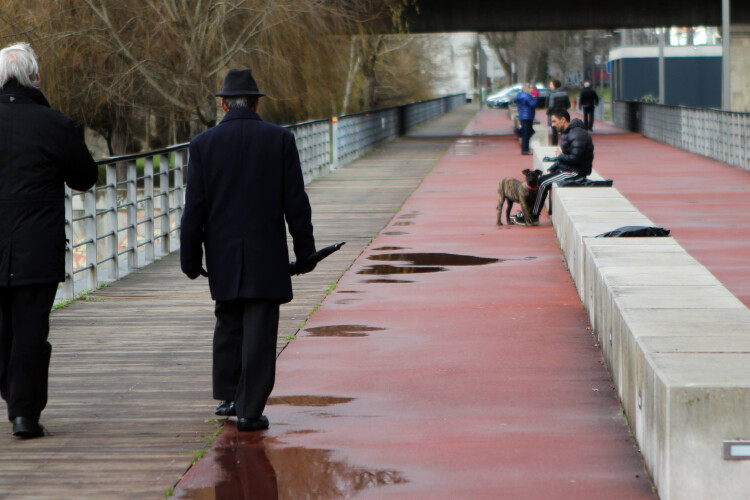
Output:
(613, 101), (750, 171)
(61, 93), (466, 303)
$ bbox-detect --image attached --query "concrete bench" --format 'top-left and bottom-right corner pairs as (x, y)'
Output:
(544, 158), (750, 499)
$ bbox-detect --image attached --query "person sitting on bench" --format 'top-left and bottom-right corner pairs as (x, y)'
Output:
(511, 109), (593, 225)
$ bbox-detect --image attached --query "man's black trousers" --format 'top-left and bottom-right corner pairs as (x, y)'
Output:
(582, 106), (595, 130)
(0, 283), (58, 422)
(213, 299), (280, 419)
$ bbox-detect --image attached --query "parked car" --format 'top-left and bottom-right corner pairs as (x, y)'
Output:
(487, 83), (550, 109)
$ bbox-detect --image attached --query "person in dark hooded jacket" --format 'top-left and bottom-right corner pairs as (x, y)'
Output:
(511, 109), (593, 225)
(0, 42), (98, 438)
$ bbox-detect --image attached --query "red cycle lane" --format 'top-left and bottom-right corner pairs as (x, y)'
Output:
(174, 110), (656, 499)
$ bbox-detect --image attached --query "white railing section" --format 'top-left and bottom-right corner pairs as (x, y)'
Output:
(60, 93), (466, 304)
(613, 101), (750, 171)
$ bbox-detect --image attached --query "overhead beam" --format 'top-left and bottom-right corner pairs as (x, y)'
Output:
(404, 0), (750, 32)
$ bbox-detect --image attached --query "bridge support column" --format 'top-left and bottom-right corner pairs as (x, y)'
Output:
(730, 24), (750, 111)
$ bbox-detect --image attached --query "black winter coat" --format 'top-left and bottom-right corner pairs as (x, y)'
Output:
(553, 118), (594, 177)
(578, 87), (599, 108)
(0, 80), (98, 287)
(547, 89), (571, 114)
(180, 108), (315, 303)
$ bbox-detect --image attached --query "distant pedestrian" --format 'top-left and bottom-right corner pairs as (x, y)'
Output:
(511, 109), (593, 226)
(516, 83), (538, 155)
(0, 43), (98, 438)
(546, 79), (571, 146)
(578, 81), (599, 131)
(180, 69), (316, 432)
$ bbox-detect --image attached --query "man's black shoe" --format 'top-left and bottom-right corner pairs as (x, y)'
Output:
(215, 400), (236, 416)
(237, 415), (269, 432)
(12, 417), (45, 439)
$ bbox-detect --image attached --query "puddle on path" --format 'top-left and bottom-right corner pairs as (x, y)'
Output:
(362, 279), (414, 284)
(267, 395), (355, 407)
(393, 221), (414, 226)
(358, 252), (499, 277)
(383, 231), (408, 235)
(358, 264), (446, 275)
(397, 213), (419, 219)
(367, 252), (499, 266)
(372, 246), (408, 251)
(303, 325), (384, 337)
(175, 436), (407, 500)
(337, 290), (363, 294)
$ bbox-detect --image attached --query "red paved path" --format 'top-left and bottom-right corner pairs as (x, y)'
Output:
(587, 121), (750, 306)
(174, 109), (658, 499)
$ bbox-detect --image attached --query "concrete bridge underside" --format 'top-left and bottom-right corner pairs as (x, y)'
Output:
(405, 0), (750, 32)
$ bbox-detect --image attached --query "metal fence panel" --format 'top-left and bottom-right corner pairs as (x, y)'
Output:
(613, 100), (750, 171)
(60, 93), (466, 303)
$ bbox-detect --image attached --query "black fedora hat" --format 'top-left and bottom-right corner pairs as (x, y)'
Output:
(216, 69), (265, 98)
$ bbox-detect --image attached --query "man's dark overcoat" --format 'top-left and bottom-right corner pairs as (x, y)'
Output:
(180, 108), (315, 303)
(0, 80), (98, 286)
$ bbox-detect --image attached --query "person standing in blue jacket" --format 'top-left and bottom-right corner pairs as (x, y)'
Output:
(516, 83), (538, 155)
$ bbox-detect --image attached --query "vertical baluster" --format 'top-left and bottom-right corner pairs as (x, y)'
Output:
(63, 187), (74, 301)
(106, 162), (119, 281)
(173, 149), (186, 247)
(159, 153), (170, 255)
(143, 156), (155, 264)
(84, 187), (97, 291)
(126, 159), (138, 271)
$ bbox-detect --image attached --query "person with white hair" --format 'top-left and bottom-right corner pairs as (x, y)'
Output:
(0, 42), (97, 438)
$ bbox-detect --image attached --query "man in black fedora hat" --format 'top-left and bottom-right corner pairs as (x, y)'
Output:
(180, 68), (317, 431)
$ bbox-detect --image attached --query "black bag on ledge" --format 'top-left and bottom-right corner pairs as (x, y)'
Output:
(596, 226), (670, 238)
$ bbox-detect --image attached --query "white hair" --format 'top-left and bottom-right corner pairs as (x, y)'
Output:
(0, 42), (40, 88)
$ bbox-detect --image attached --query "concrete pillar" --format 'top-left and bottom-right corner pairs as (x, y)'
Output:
(730, 24), (750, 111)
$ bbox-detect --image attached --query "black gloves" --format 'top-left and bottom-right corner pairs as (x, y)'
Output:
(185, 267), (208, 280)
(292, 256), (317, 276)
(542, 156), (557, 162)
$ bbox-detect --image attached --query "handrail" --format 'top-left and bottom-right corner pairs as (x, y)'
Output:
(60, 93), (466, 304)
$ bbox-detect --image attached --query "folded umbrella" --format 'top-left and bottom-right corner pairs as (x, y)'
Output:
(289, 242), (346, 275)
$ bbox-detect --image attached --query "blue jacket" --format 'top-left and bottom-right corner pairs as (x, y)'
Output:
(516, 92), (538, 120)
(180, 108), (316, 302)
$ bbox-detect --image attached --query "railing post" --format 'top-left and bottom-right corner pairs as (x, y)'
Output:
(331, 117), (339, 170)
(159, 154), (171, 255)
(126, 160), (138, 271)
(143, 157), (155, 264)
(173, 150), (186, 248)
(106, 162), (119, 282)
(63, 187), (74, 301)
(84, 187), (97, 291)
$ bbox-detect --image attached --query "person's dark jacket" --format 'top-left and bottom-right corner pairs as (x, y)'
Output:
(0, 80), (98, 287)
(546, 88), (571, 115)
(180, 107), (315, 303)
(515, 91), (538, 120)
(550, 118), (594, 177)
(578, 87), (599, 109)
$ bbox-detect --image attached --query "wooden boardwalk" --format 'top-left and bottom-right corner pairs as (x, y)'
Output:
(0, 104), (476, 499)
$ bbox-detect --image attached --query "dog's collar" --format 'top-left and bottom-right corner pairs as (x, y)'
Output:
(526, 183), (539, 191)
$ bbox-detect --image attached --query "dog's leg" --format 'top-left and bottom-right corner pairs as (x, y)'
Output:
(506, 199), (514, 225)
(497, 191), (505, 225)
(521, 199), (537, 226)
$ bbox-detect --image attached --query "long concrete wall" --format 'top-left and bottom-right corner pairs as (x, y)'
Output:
(534, 149), (750, 499)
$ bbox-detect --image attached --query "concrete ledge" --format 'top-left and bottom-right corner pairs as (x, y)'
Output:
(544, 151), (750, 499)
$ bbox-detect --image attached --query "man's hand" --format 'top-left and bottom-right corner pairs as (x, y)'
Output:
(185, 267), (209, 279)
(295, 255), (317, 275)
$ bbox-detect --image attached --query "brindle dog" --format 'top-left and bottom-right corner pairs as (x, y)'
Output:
(496, 168), (543, 226)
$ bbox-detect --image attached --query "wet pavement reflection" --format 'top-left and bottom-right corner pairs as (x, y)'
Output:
(175, 433), (407, 500)
(358, 252), (499, 277)
(303, 325), (385, 337)
(368, 252), (499, 266)
(382, 231), (408, 235)
(362, 279), (414, 284)
(372, 246), (408, 251)
(267, 395), (355, 406)
(358, 264), (446, 275)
